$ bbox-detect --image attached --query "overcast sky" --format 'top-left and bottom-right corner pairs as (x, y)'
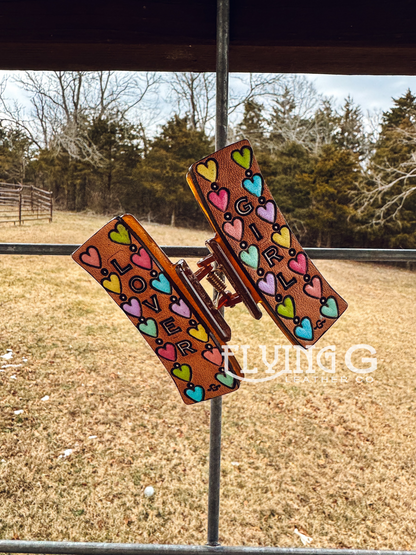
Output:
(3, 71), (416, 118)
(304, 74), (416, 113)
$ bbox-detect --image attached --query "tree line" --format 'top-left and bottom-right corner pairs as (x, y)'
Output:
(0, 71), (415, 249)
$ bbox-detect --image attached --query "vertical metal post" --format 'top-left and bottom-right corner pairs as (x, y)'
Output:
(207, 0), (229, 547)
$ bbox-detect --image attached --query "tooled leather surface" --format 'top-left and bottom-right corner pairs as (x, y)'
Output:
(72, 216), (241, 405)
(189, 139), (348, 348)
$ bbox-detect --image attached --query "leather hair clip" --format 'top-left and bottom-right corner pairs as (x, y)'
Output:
(72, 215), (242, 405)
(186, 139), (348, 349)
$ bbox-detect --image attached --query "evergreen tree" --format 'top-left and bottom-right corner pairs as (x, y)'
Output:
(136, 116), (213, 226)
(298, 145), (359, 247)
(235, 99), (266, 150)
(335, 96), (366, 157)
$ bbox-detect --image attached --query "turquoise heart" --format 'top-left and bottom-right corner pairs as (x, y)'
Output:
(185, 385), (205, 403)
(150, 273), (171, 294)
(239, 245), (259, 269)
(320, 297), (338, 318)
(242, 174), (263, 197)
(216, 371), (235, 389)
(294, 317), (313, 341)
(138, 318), (158, 337)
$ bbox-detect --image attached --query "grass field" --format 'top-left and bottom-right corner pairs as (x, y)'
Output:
(1, 211), (416, 549)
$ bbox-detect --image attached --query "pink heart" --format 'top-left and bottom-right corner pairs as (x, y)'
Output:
(258, 272), (276, 296)
(80, 246), (101, 268)
(170, 299), (191, 318)
(202, 347), (222, 366)
(288, 252), (307, 275)
(208, 188), (229, 212)
(256, 201), (275, 223)
(121, 297), (141, 318)
(131, 248), (152, 270)
(223, 218), (243, 241)
(157, 343), (176, 362)
(304, 276), (322, 298)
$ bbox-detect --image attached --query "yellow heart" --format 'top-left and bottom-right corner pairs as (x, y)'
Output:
(102, 273), (121, 294)
(272, 226), (291, 249)
(188, 324), (208, 343)
(196, 159), (217, 183)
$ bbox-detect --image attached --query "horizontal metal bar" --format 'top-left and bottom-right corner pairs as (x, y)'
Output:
(1, 244), (416, 261)
(0, 541), (415, 555)
(0, 244), (209, 257)
(305, 248), (416, 261)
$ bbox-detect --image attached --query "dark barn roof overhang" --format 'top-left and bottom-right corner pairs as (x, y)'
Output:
(0, 0), (415, 73)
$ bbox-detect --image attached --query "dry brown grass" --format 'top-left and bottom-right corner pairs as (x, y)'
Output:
(1, 211), (416, 549)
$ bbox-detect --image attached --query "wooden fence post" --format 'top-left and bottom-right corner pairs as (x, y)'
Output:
(18, 191), (22, 225)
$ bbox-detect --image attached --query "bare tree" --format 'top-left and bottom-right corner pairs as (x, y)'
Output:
(166, 72), (284, 136)
(0, 71), (160, 163)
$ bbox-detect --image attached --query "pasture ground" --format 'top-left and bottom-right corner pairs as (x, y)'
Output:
(0, 211), (416, 549)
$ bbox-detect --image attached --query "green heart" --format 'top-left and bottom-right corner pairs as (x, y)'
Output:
(172, 364), (192, 382)
(239, 245), (259, 269)
(320, 296), (338, 318)
(231, 146), (253, 170)
(277, 296), (295, 319)
(216, 371), (235, 389)
(109, 223), (131, 245)
(138, 318), (158, 337)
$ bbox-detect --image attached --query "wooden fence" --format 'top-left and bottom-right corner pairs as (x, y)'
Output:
(0, 182), (53, 225)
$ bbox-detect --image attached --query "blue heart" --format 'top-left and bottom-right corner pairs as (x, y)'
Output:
(294, 317), (313, 341)
(242, 174), (263, 197)
(150, 273), (171, 294)
(185, 385), (205, 403)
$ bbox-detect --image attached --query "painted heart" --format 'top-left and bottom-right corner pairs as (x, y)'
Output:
(208, 188), (229, 212)
(172, 364), (192, 382)
(256, 201), (276, 223)
(304, 276), (322, 299)
(109, 223), (130, 245)
(138, 318), (158, 337)
(277, 295), (295, 319)
(202, 347), (222, 366)
(242, 174), (263, 197)
(185, 385), (205, 403)
(231, 146), (253, 169)
(295, 317), (313, 341)
(216, 371), (235, 388)
(80, 246), (101, 268)
(239, 245), (259, 269)
(272, 226), (291, 249)
(223, 218), (243, 241)
(170, 299), (191, 318)
(102, 273), (121, 294)
(257, 272), (276, 296)
(188, 324), (208, 343)
(131, 248), (152, 270)
(288, 252), (307, 275)
(121, 297), (141, 318)
(151, 273), (171, 294)
(196, 159), (218, 182)
(320, 296), (339, 318)
(156, 342), (176, 362)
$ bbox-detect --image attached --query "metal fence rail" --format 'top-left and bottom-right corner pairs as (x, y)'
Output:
(1, 244), (416, 261)
(0, 541), (416, 555)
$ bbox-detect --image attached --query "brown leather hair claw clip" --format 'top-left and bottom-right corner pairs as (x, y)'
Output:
(187, 139), (348, 349)
(72, 215), (242, 405)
